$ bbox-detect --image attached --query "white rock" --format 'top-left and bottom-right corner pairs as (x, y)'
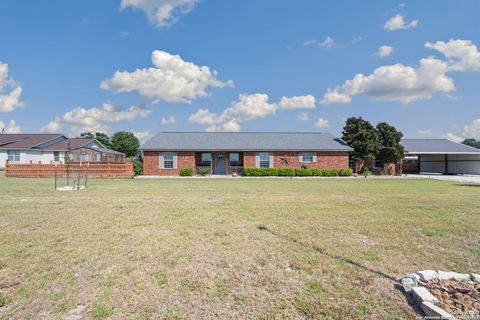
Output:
(412, 287), (439, 304)
(471, 273), (480, 282)
(437, 271), (471, 281)
(421, 302), (454, 320)
(401, 277), (415, 292)
(403, 273), (420, 283)
(417, 270), (438, 281)
(64, 305), (87, 320)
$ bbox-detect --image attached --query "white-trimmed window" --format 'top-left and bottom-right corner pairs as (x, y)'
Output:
(259, 152), (270, 168)
(301, 152), (316, 163)
(7, 150), (20, 162)
(373, 159), (383, 169)
(201, 153), (212, 166)
(229, 153), (240, 166)
(54, 151), (60, 162)
(163, 152), (174, 169)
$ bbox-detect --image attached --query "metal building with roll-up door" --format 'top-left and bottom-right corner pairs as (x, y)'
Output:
(401, 139), (480, 175)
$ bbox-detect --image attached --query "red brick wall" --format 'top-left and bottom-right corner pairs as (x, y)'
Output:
(143, 151), (195, 176)
(243, 152), (256, 167)
(243, 151), (349, 170)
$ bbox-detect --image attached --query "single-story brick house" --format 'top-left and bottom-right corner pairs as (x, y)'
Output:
(0, 134), (125, 168)
(141, 132), (353, 176)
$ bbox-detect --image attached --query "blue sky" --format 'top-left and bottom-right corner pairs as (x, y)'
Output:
(0, 0), (479, 142)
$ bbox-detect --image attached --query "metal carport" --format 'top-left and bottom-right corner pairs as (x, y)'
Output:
(401, 139), (480, 175)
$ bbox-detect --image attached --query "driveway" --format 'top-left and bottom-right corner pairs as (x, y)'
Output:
(407, 174), (480, 184)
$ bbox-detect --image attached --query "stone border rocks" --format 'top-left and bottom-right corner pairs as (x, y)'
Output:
(400, 270), (480, 320)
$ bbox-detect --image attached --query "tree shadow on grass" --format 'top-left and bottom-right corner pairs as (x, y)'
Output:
(257, 224), (425, 317)
(456, 183), (480, 187)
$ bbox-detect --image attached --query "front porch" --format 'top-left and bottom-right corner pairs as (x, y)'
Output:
(194, 151), (244, 176)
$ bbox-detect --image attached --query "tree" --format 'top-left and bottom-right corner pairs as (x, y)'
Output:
(462, 138), (480, 149)
(80, 132), (113, 149)
(80, 132), (95, 139)
(376, 122), (405, 174)
(94, 132), (112, 149)
(342, 117), (380, 173)
(111, 131), (140, 158)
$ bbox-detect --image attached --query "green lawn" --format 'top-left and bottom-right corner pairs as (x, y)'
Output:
(0, 175), (479, 319)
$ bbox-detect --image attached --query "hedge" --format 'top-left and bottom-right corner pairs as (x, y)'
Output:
(179, 167), (194, 176)
(243, 167), (353, 177)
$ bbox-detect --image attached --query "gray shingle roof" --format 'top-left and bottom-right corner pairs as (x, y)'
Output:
(141, 132), (353, 152)
(0, 134), (65, 149)
(401, 139), (480, 154)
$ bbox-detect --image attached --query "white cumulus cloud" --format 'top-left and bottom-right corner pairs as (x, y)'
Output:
(425, 39), (480, 71)
(321, 39), (480, 105)
(279, 95), (316, 109)
(120, 0), (198, 27)
(160, 116), (176, 125)
(101, 50), (233, 104)
(190, 93), (316, 132)
(315, 118), (330, 128)
(0, 62), (23, 113)
(443, 118), (480, 142)
(384, 14), (419, 31)
(442, 132), (463, 143)
(319, 36), (336, 48)
(0, 119), (21, 133)
(376, 45), (394, 58)
(462, 118), (480, 140)
(40, 103), (151, 136)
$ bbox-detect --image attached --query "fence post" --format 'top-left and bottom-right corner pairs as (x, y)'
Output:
(85, 162), (89, 188)
(108, 162), (111, 178)
(39, 161), (42, 178)
(54, 163), (57, 190)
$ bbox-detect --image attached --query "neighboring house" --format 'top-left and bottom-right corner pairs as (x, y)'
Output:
(141, 132), (353, 176)
(0, 134), (125, 169)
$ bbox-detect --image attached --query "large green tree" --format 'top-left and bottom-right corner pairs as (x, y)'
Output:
(80, 132), (113, 149)
(376, 122), (405, 174)
(111, 131), (140, 158)
(462, 138), (480, 149)
(342, 117), (380, 172)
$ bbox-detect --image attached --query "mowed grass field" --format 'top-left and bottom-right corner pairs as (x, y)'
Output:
(0, 175), (479, 319)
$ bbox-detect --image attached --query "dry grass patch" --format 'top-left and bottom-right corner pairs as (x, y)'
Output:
(0, 175), (479, 319)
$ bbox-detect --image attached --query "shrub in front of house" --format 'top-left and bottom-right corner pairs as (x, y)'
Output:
(295, 168), (314, 176)
(243, 168), (349, 177)
(339, 168), (353, 176)
(243, 168), (278, 176)
(197, 167), (209, 176)
(180, 168), (194, 176)
(277, 168), (296, 176)
(321, 169), (340, 176)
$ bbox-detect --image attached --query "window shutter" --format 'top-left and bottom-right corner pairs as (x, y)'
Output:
(269, 153), (274, 168)
(313, 153), (317, 163)
(173, 152), (178, 169)
(299, 153), (303, 163)
(255, 152), (260, 168)
(159, 152), (164, 169)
